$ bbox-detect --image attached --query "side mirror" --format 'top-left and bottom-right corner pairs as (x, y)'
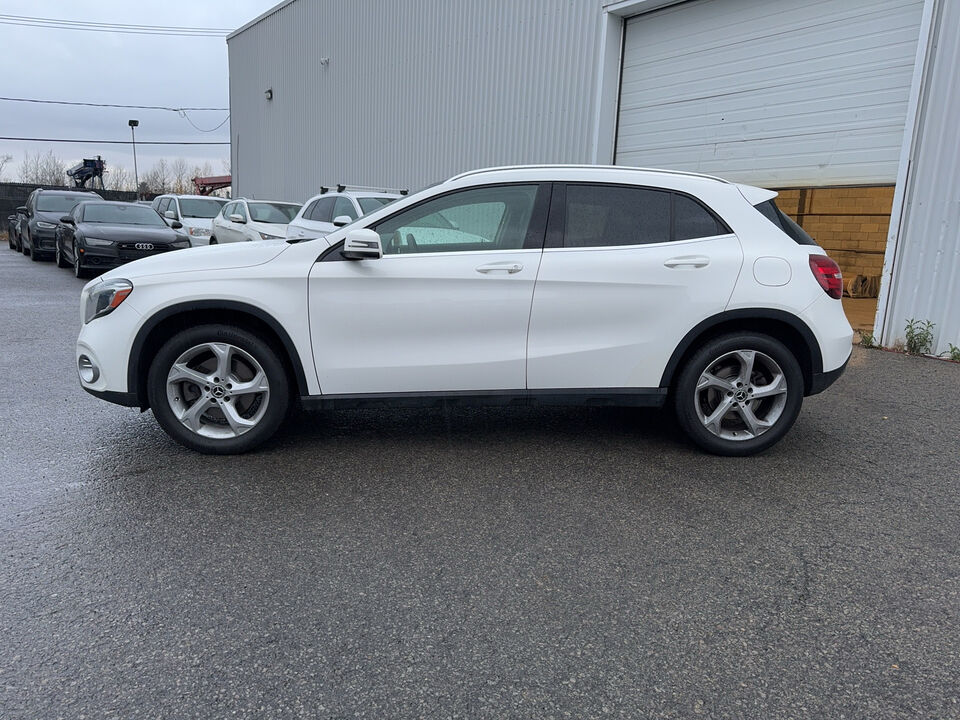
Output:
(341, 229), (382, 260)
(229, 213), (245, 224)
(164, 210), (177, 220)
(332, 215), (352, 228)
(16, 206), (27, 214)
(171, 220), (183, 229)
(60, 216), (75, 225)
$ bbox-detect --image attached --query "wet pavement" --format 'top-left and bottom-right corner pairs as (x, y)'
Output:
(1, 247), (959, 719)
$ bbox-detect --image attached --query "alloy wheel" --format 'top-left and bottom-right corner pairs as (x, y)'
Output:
(694, 349), (789, 441)
(165, 342), (271, 439)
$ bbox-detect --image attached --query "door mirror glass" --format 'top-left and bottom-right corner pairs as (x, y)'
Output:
(60, 216), (75, 224)
(341, 229), (382, 260)
(332, 215), (352, 228)
(229, 213), (245, 224)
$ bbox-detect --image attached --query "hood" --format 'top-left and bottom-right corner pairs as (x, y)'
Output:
(99, 238), (290, 281)
(35, 210), (66, 223)
(248, 221), (289, 237)
(79, 223), (182, 243)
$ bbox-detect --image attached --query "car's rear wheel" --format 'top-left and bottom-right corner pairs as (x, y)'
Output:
(147, 324), (290, 454)
(674, 333), (803, 456)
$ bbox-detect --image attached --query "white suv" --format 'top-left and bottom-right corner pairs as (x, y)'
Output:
(210, 198), (302, 244)
(76, 166), (852, 456)
(285, 186), (403, 241)
(152, 194), (228, 246)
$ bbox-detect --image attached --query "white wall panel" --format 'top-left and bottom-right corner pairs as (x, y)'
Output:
(616, 0), (924, 186)
(881, 0), (960, 355)
(228, 0), (604, 203)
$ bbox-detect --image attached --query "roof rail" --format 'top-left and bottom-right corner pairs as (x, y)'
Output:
(319, 183), (408, 195)
(446, 164), (731, 185)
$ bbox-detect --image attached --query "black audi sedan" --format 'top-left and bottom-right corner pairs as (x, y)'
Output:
(55, 201), (191, 278)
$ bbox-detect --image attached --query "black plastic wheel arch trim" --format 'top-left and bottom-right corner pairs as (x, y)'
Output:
(82, 386), (140, 407)
(126, 300), (310, 406)
(658, 308), (824, 393)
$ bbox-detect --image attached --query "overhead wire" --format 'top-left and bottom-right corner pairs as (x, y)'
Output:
(0, 97), (228, 112)
(0, 136), (229, 145)
(0, 14), (231, 37)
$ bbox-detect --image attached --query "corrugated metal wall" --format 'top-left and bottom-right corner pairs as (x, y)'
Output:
(228, 0), (604, 202)
(881, 0), (960, 355)
(615, 0), (924, 187)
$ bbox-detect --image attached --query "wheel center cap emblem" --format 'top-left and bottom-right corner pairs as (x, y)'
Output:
(211, 385), (226, 399)
(735, 389), (748, 402)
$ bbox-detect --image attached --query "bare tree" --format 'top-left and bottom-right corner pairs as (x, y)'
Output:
(19, 150), (67, 185)
(107, 165), (131, 191)
(220, 157), (231, 175)
(0, 154), (12, 181)
(171, 157), (190, 194)
(143, 158), (171, 194)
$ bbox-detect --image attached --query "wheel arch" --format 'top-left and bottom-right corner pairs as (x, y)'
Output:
(127, 301), (310, 409)
(659, 309), (823, 395)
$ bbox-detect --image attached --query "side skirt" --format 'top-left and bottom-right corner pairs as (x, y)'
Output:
(300, 388), (667, 411)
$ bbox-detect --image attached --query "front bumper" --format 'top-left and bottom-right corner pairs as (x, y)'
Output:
(80, 243), (184, 269)
(31, 228), (57, 251)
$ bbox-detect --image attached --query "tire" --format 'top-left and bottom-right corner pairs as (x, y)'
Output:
(673, 332), (803, 456)
(55, 243), (70, 268)
(7, 233), (13, 250)
(21, 236), (30, 256)
(209, 237), (218, 245)
(73, 249), (88, 279)
(30, 241), (42, 261)
(147, 324), (290, 454)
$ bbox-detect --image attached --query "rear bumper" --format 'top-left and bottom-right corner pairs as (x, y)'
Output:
(808, 355), (849, 396)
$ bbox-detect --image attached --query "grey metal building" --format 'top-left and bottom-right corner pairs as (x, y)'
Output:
(227, 0), (959, 354)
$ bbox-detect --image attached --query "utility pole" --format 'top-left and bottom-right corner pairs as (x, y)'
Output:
(128, 119), (140, 200)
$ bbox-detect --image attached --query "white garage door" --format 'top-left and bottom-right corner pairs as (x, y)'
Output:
(615, 0), (924, 186)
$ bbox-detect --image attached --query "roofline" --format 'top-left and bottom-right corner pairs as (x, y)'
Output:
(446, 164), (732, 184)
(227, 0), (296, 41)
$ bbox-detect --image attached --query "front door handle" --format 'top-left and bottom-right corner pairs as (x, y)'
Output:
(664, 255), (710, 269)
(476, 262), (523, 274)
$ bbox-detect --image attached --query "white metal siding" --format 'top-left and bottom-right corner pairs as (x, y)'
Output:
(881, 0), (960, 355)
(228, 0), (604, 202)
(616, 0), (924, 186)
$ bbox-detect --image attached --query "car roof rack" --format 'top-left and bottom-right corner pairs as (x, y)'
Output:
(319, 183), (408, 195)
(447, 164), (731, 185)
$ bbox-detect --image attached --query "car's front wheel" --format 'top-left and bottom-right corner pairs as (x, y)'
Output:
(674, 333), (803, 456)
(147, 324), (290, 454)
(55, 242), (70, 268)
(209, 237), (218, 245)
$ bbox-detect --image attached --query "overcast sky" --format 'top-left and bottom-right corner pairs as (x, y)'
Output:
(0, 0), (278, 183)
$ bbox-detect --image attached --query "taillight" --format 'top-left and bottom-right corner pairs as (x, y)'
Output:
(809, 254), (843, 299)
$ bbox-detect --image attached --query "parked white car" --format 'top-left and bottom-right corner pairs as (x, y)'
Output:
(285, 186), (402, 240)
(76, 165), (852, 456)
(210, 198), (301, 244)
(151, 194), (228, 246)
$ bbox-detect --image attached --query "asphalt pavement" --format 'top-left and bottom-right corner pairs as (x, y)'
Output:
(1, 246), (959, 719)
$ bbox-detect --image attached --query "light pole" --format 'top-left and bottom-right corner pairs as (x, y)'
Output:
(128, 119), (140, 200)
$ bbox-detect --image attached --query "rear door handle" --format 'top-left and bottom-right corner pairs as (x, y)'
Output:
(664, 255), (710, 268)
(476, 262), (523, 274)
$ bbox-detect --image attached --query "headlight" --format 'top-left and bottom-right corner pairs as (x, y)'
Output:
(84, 278), (133, 324)
(37, 221), (57, 229)
(258, 231), (282, 240)
(170, 238), (191, 249)
(187, 226), (211, 237)
(85, 237), (114, 247)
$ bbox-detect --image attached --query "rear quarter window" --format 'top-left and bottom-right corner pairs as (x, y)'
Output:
(754, 199), (817, 246)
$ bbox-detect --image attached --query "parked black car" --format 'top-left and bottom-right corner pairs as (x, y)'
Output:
(17, 188), (101, 260)
(56, 201), (190, 278)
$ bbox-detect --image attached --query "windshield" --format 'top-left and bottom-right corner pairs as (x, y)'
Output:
(179, 198), (227, 218)
(36, 194), (97, 213)
(248, 202), (301, 223)
(357, 196), (398, 214)
(82, 204), (167, 226)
